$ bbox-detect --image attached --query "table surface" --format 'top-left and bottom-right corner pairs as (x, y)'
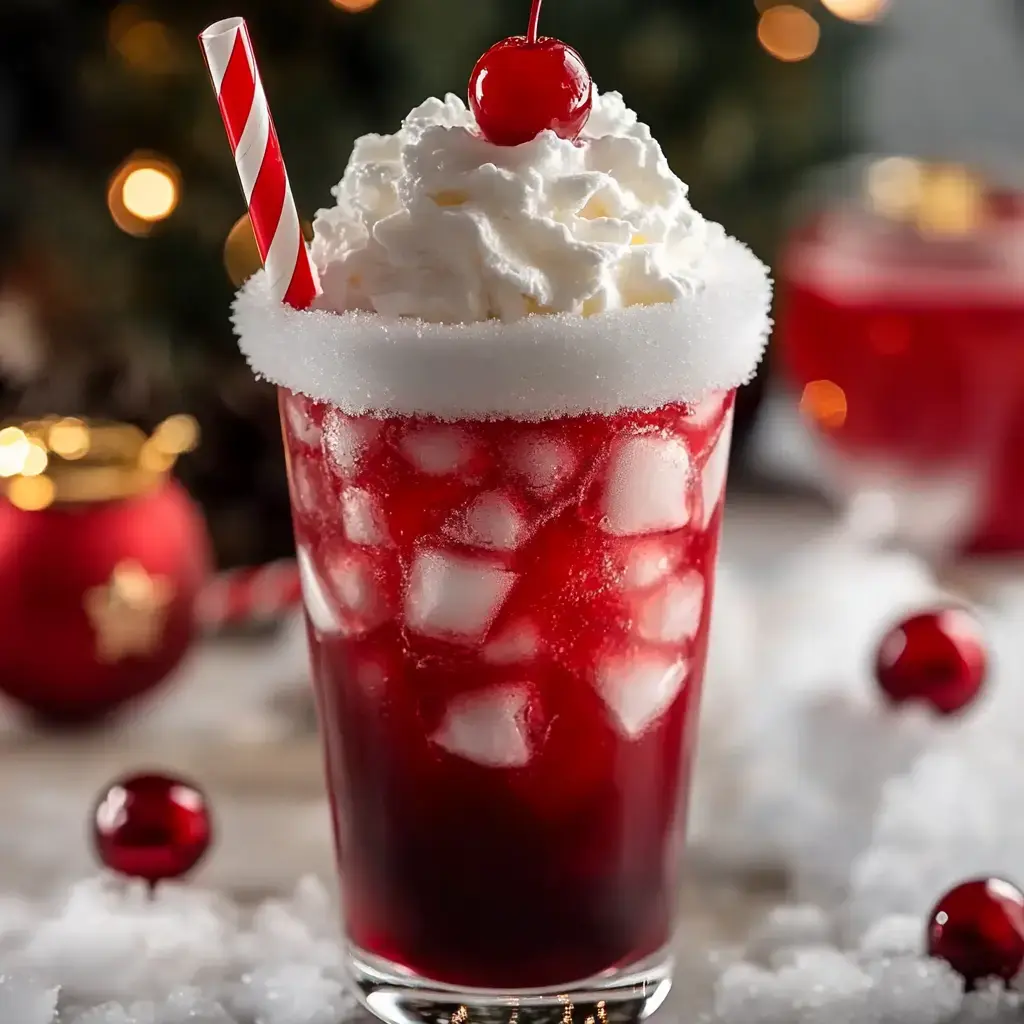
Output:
(0, 494), (1012, 1019)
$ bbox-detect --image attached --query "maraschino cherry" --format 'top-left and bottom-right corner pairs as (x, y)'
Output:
(874, 607), (987, 716)
(927, 878), (1024, 987)
(469, 0), (593, 147)
(93, 772), (213, 886)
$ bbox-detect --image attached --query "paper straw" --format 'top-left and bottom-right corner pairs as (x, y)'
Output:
(200, 17), (319, 309)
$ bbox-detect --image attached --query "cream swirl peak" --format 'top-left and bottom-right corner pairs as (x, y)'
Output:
(310, 90), (720, 324)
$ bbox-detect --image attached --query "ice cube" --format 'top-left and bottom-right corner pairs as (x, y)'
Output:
(702, 414), (734, 529)
(323, 550), (386, 629)
(356, 659), (388, 695)
(290, 460), (321, 517)
(0, 976), (59, 1024)
(322, 409), (379, 476)
(509, 436), (577, 498)
(297, 547), (342, 635)
(622, 540), (678, 590)
(602, 435), (692, 536)
(635, 571), (705, 644)
(286, 401), (322, 447)
(432, 686), (532, 767)
(595, 651), (688, 737)
(405, 549), (516, 643)
(483, 622), (540, 665)
(445, 492), (529, 552)
(400, 427), (474, 476)
(340, 487), (388, 546)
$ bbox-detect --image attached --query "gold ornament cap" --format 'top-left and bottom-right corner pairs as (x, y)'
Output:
(0, 415), (199, 511)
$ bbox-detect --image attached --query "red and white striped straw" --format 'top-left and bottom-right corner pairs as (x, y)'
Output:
(199, 17), (319, 309)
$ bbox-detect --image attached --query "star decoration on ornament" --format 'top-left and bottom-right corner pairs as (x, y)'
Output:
(85, 561), (174, 663)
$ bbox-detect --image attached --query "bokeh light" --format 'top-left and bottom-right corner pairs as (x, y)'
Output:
(799, 380), (848, 430)
(0, 427), (31, 478)
(821, 0), (890, 24)
(8, 476), (56, 512)
(48, 419), (91, 461)
(330, 0), (380, 11)
(108, 155), (181, 237)
(758, 6), (821, 63)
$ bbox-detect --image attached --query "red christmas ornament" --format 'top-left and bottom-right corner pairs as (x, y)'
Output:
(0, 418), (211, 724)
(93, 772), (213, 884)
(469, 0), (593, 147)
(927, 878), (1024, 986)
(874, 608), (987, 715)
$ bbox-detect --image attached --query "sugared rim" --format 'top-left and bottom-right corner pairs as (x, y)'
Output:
(232, 234), (772, 421)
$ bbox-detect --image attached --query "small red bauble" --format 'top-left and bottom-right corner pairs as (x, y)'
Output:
(469, 0), (592, 147)
(93, 772), (213, 885)
(874, 608), (987, 715)
(927, 878), (1024, 986)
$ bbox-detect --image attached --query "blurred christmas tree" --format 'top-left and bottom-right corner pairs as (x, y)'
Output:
(0, 0), (867, 567)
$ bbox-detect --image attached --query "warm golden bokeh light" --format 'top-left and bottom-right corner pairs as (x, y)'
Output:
(799, 380), (848, 430)
(122, 167), (178, 221)
(48, 418), (91, 460)
(116, 20), (180, 73)
(821, 0), (890, 24)
(151, 414), (200, 456)
(916, 166), (985, 238)
(21, 439), (49, 478)
(139, 439), (177, 474)
(224, 215), (263, 287)
(108, 155), (181, 236)
(8, 475), (56, 512)
(866, 157), (925, 221)
(0, 427), (31, 478)
(330, 0), (380, 10)
(758, 6), (820, 62)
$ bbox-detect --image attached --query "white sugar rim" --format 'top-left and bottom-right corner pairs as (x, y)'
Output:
(232, 235), (772, 420)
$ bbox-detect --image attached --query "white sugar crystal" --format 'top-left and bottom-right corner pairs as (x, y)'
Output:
(622, 540), (678, 589)
(509, 436), (577, 497)
(296, 547), (341, 635)
(702, 413), (734, 528)
(635, 571), (705, 643)
(602, 435), (692, 537)
(858, 915), (925, 959)
(595, 651), (688, 737)
(233, 235), (772, 420)
(446, 492), (529, 551)
(0, 975), (59, 1024)
(483, 622), (540, 665)
(340, 487), (388, 546)
(322, 409), (379, 475)
(864, 956), (964, 1024)
(232, 964), (351, 1024)
(432, 686), (533, 767)
(746, 905), (833, 964)
(399, 427), (474, 476)
(405, 549), (515, 643)
(286, 402), (322, 447)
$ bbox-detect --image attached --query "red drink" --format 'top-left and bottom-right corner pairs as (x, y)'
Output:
(779, 187), (1024, 554)
(281, 387), (734, 991)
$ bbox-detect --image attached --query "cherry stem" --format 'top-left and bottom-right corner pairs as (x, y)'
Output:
(527, 0), (543, 44)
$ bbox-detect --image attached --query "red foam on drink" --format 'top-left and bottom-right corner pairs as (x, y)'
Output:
(200, 17), (319, 310)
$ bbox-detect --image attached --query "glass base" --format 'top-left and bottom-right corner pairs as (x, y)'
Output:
(347, 947), (674, 1024)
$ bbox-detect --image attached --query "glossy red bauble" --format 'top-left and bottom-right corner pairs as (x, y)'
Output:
(927, 878), (1024, 986)
(874, 608), (987, 716)
(469, 0), (592, 147)
(93, 772), (213, 884)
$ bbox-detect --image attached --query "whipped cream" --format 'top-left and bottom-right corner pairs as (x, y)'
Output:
(310, 90), (721, 323)
(233, 89), (772, 419)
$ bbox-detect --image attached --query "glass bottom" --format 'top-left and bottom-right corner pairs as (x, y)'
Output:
(348, 946), (674, 1024)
